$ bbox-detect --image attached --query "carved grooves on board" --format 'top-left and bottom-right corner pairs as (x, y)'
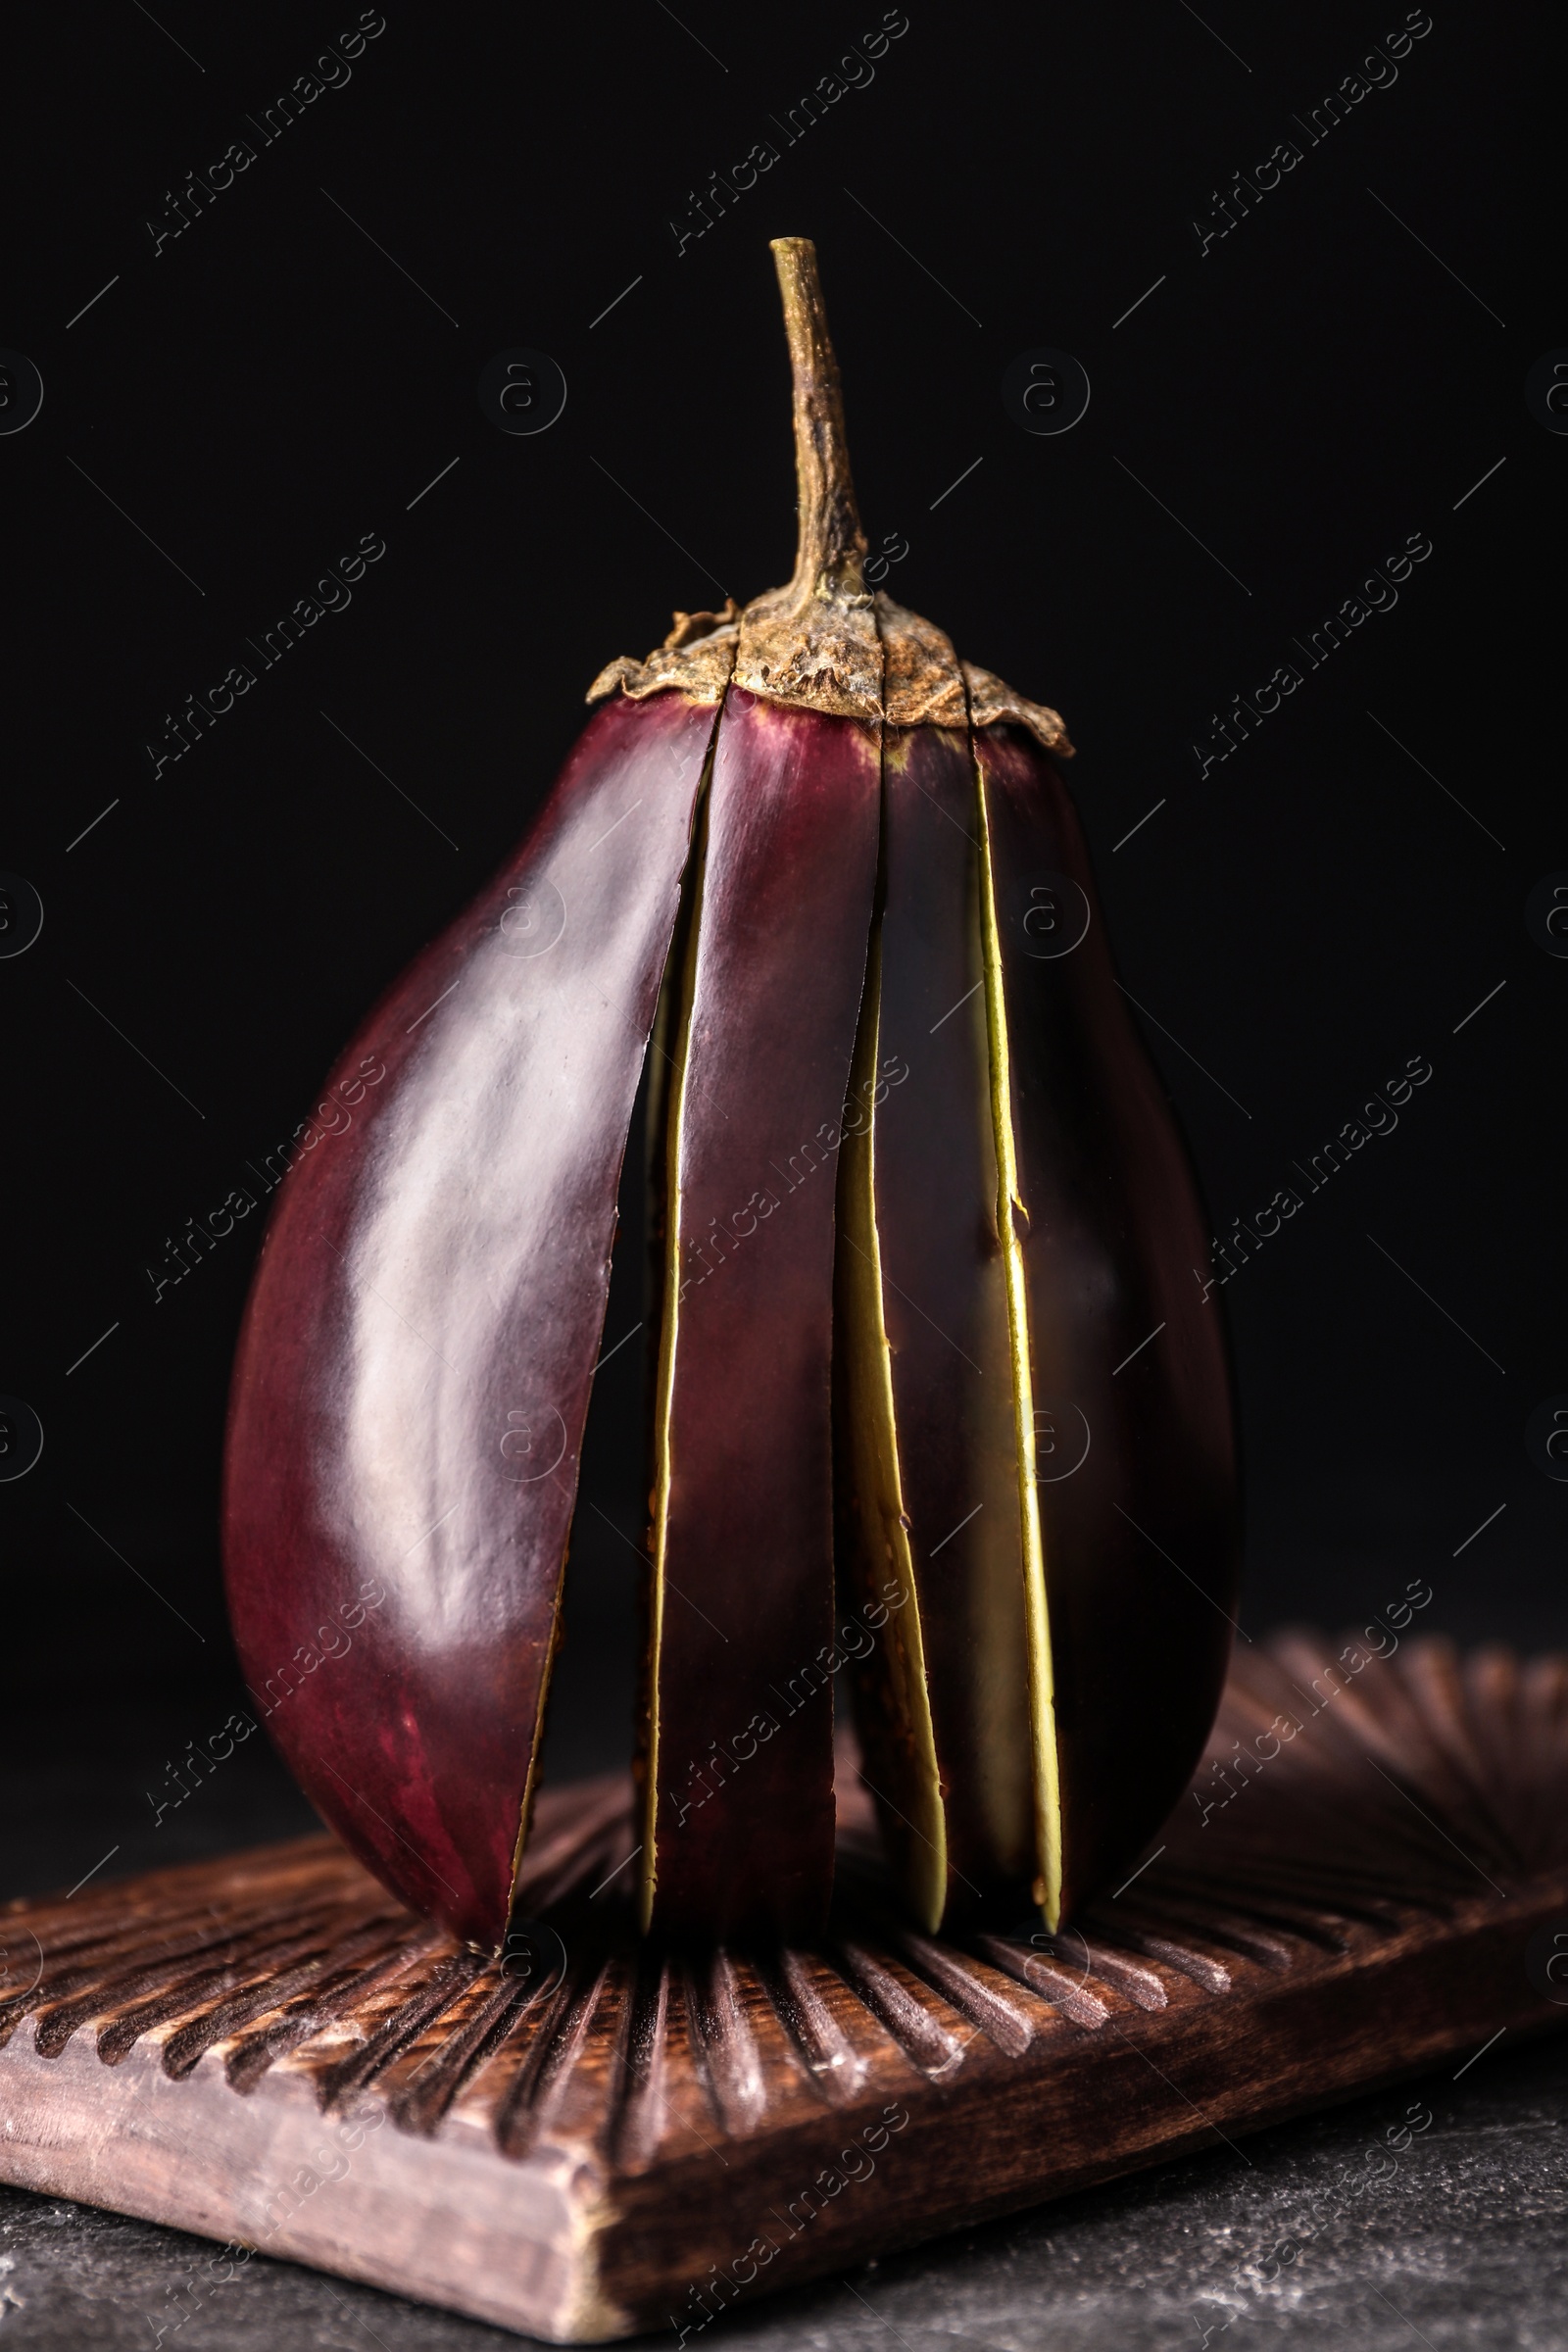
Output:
(2, 1638), (1563, 2163)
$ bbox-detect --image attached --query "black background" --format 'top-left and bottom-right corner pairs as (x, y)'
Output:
(2, 0), (1557, 1904)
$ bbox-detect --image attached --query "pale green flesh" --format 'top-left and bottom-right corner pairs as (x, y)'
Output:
(974, 753), (1063, 1929)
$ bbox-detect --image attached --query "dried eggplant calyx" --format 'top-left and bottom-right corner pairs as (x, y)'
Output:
(587, 241), (1071, 758)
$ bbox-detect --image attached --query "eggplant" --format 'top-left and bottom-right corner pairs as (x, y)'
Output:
(223, 238), (1237, 1952)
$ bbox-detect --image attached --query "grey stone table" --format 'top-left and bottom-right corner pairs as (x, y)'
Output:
(3, 1694), (1565, 2350)
(1, 2033), (1564, 2349)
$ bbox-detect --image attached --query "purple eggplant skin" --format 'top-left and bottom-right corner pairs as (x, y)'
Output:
(834, 723), (1035, 1921)
(222, 690), (717, 1951)
(977, 723), (1240, 1919)
(642, 691), (881, 1945)
(836, 716), (1239, 1932)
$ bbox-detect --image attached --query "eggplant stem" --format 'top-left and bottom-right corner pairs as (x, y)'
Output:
(770, 237), (868, 608)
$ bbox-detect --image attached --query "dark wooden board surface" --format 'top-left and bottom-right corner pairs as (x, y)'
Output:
(2, 1633), (1565, 2343)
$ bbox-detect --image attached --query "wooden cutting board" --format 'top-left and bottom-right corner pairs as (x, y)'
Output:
(2, 1632), (1565, 2342)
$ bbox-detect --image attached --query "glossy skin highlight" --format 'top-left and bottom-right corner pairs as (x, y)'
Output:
(223, 693), (715, 1949)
